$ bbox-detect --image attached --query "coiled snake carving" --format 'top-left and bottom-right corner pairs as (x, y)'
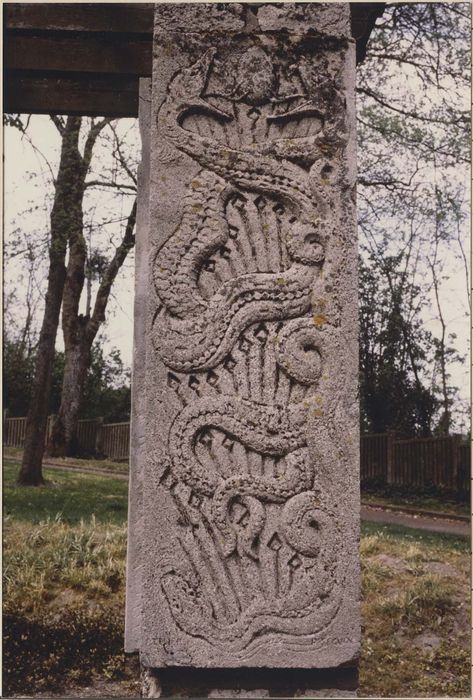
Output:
(154, 49), (339, 600)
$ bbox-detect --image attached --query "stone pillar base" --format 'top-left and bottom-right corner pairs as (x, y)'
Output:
(141, 665), (358, 698)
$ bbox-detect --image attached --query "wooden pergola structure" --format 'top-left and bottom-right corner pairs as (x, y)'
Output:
(4, 2), (385, 118)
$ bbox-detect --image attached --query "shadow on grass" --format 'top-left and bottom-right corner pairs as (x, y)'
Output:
(3, 606), (138, 696)
(3, 462), (128, 526)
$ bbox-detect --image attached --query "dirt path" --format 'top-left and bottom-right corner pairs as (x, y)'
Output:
(43, 464), (471, 537)
(361, 504), (470, 537)
(43, 463), (129, 480)
(3, 456), (128, 480)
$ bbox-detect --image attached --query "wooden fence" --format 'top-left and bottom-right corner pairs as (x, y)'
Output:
(99, 422), (130, 461)
(3, 415), (470, 492)
(3, 415), (130, 462)
(361, 432), (471, 494)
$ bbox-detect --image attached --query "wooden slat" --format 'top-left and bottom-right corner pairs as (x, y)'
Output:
(101, 421), (130, 460)
(360, 433), (389, 482)
(3, 3), (384, 118)
(4, 417), (26, 447)
(6, 35), (152, 76)
(4, 4), (154, 34)
(4, 75), (140, 117)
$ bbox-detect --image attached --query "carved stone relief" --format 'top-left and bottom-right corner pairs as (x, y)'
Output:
(139, 11), (359, 669)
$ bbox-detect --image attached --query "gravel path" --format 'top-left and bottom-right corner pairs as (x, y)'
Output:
(361, 504), (470, 537)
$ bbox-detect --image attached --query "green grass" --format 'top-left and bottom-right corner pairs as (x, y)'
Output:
(3, 463), (470, 697)
(3, 446), (128, 473)
(361, 521), (470, 553)
(362, 491), (470, 516)
(359, 524), (470, 697)
(3, 463), (134, 695)
(4, 462), (128, 525)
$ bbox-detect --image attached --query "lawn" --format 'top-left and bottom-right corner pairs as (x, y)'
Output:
(359, 522), (470, 697)
(3, 461), (471, 697)
(4, 446), (128, 474)
(362, 491), (470, 517)
(4, 462), (128, 524)
(3, 462), (138, 697)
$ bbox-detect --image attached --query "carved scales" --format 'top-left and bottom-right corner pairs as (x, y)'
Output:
(137, 6), (360, 669)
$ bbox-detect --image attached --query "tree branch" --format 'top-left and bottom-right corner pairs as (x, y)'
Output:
(82, 118), (114, 171)
(109, 123), (138, 186)
(87, 198), (137, 341)
(50, 115), (66, 136)
(84, 180), (137, 192)
(357, 86), (468, 128)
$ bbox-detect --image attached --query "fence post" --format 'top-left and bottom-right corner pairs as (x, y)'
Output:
(451, 433), (461, 494)
(386, 431), (395, 485)
(95, 417), (104, 457)
(3, 409), (8, 443)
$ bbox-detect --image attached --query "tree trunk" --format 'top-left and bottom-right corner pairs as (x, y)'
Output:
(47, 198), (136, 457)
(45, 182), (87, 456)
(18, 117), (83, 486)
(47, 335), (91, 456)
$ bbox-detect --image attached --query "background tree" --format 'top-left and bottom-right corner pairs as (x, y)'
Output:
(359, 254), (438, 435)
(46, 193), (136, 456)
(4, 333), (130, 423)
(17, 117), (88, 485)
(4, 3), (469, 480)
(80, 342), (131, 423)
(357, 2), (470, 435)
(5, 115), (138, 483)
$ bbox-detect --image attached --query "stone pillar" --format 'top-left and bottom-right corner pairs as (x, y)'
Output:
(126, 3), (360, 696)
(125, 77), (151, 654)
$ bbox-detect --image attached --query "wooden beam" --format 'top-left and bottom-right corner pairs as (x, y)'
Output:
(6, 34), (152, 76)
(350, 3), (385, 63)
(4, 75), (140, 118)
(4, 3), (154, 34)
(3, 3), (384, 117)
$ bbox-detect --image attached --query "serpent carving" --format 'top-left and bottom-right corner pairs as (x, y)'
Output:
(169, 396), (312, 558)
(153, 47), (330, 372)
(153, 47), (344, 648)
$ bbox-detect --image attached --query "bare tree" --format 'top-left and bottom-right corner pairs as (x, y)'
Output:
(357, 2), (470, 434)
(18, 117), (84, 485)
(16, 115), (134, 484)
(46, 196), (137, 456)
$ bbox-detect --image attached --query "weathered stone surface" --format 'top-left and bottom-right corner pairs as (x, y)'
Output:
(130, 2), (359, 671)
(154, 3), (245, 34)
(125, 77), (151, 654)
(257, 3), (351, 35)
